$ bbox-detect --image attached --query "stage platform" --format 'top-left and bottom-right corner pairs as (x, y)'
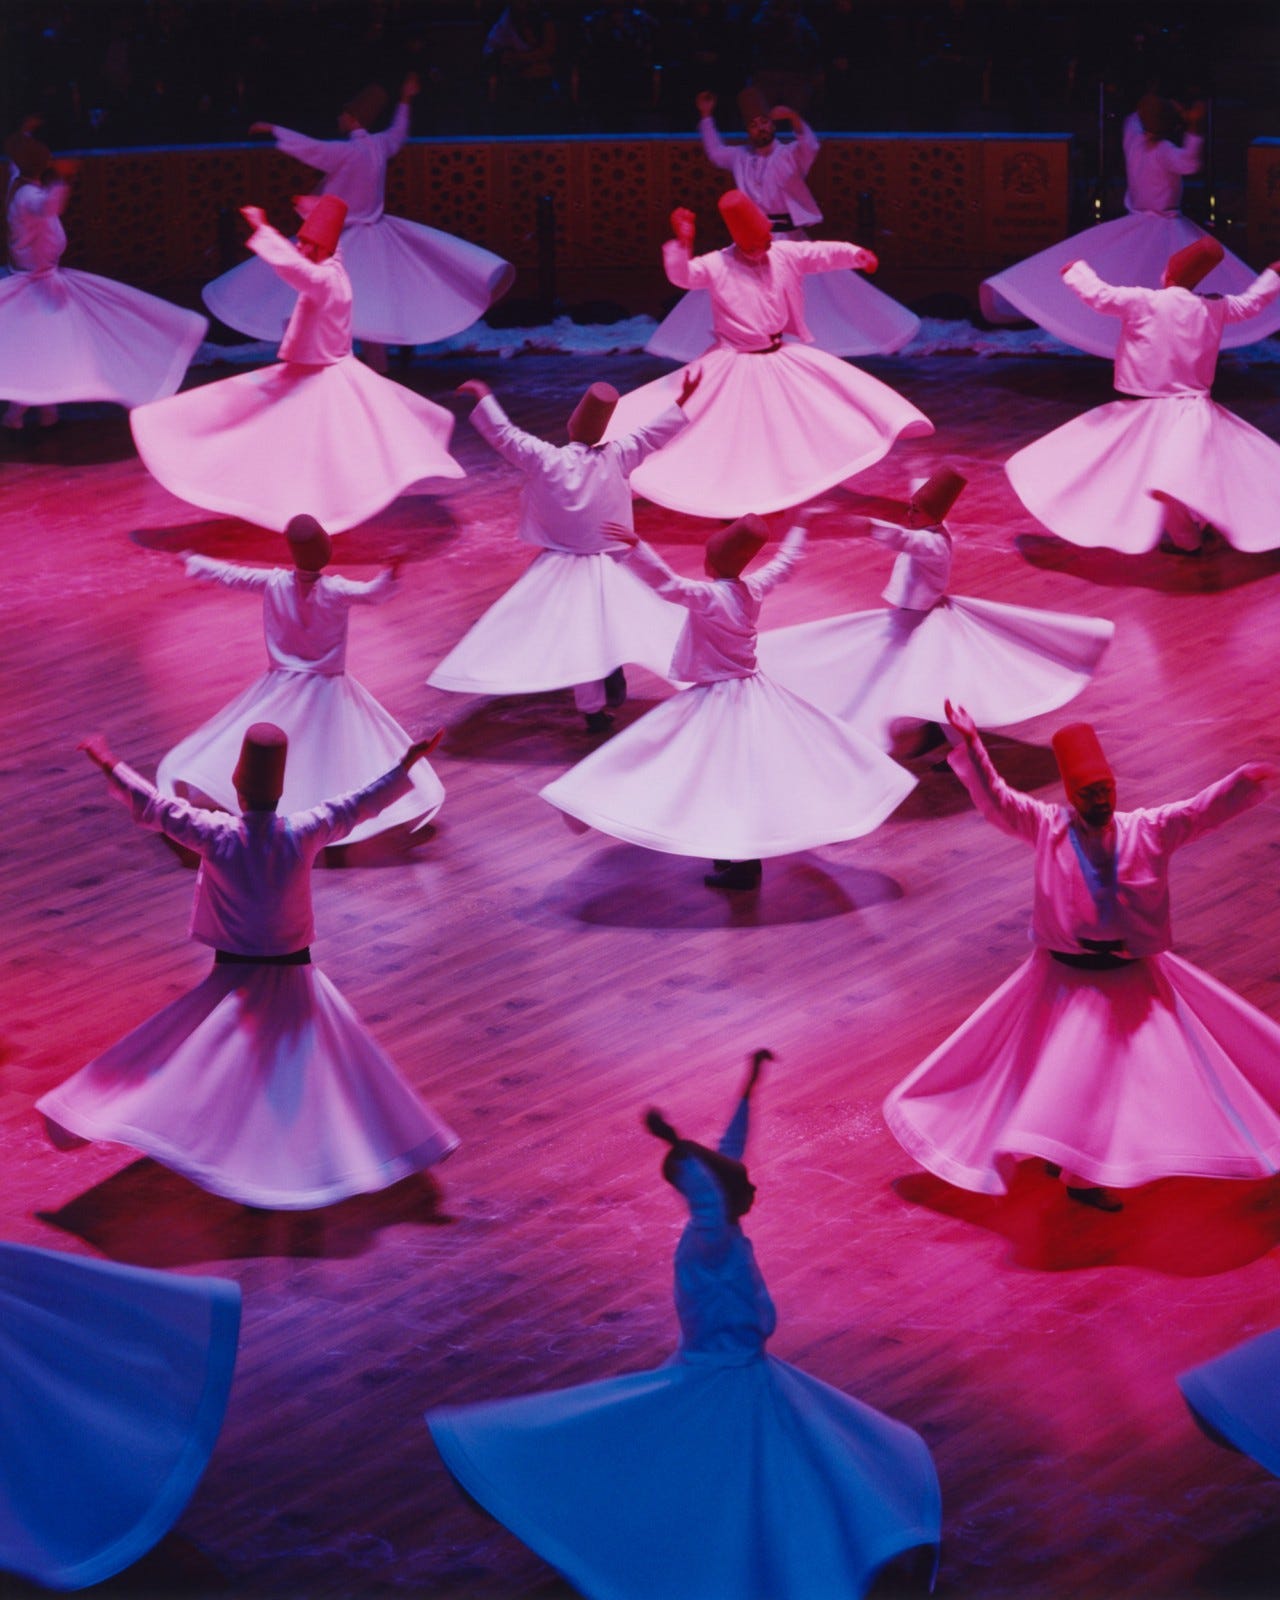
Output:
(5, 340), (1280, 1599)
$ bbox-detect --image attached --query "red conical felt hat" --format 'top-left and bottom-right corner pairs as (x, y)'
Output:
(719, 189), (772, 255)
(296, 194), (347, 259)
(1051, 723), (1113, 797)
(1165, 236), (1224, 291)
(706, 513), (769, 579)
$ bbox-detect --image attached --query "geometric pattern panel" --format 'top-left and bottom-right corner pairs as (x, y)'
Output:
(52, 133), (1073, 298)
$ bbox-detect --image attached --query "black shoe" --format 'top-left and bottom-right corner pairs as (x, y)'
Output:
(1044, 1161), (1062, 1178)
(712, 860), (732, 872)
(1066, 1185), (1123, 1212)
(583, 710), (614, 735)
(603, 667), (627, 709)
(704, 859), (762, 891)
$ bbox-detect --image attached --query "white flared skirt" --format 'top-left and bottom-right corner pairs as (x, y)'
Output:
(1179, 1327), (1280, 1479)
(428, 550), (685, 695)
(1006, 393), (1280, 554)
(758, 595), (1113, 744)
(647, 271), (919, 363)
(0, 266), (206, 407)
(540, 671), (915, 859)
(203, 215), (515, 345)
(979, 211), (1280, 357)
(37, 963), (458, 1209)
(606, 343), (933, 518)
(428, 1352), (941, 1600)
(884, 949), (1280, 1195)
(0, 1243), (239, 1591)
(157, 669), (443, 843)
(130, 355), (464, 533)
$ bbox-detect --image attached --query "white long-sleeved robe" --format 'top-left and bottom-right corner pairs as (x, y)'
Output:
(202, 104), (514, 344)
(157, 555), (444, 841)
(427, 1087), (940, 1600)
(884, 733), (1280, 1194)
(1005, 262), (1280, 552)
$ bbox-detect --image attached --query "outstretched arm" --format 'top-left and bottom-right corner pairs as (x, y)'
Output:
(697, 92), (735, 172)
(719, 1049), (772, 1159)
(462, 384), (552, 474)
(1060, 258), (1143, 318)
(1150, 761), (1278, 853)
(242, 209), (328, 293)
(263, 123), (348, 173)
(944, 700), (1044, 843)
(1223, 267), (1280, 325)
(745, 523), (805, 600)
(181, 552), (273, 592)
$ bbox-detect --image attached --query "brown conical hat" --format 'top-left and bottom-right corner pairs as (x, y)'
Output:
(737, 84), (772, 124)
(909, 467), (967, 525)
(232, 723), (288, 810)
(343, 83), (389, 130)
(706, 513), (769, 579)
(566, 382), (619, 445)
(284, 514), (332, 571)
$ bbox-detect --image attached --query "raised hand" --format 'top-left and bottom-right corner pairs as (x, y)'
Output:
(240, 204), (268, 231)
(79, 733), (117, 773)
(944, 700), (978, 745)
(402, 729), (445, 769)
(695, 90), (716, 118)
(670, 207), (696, 248)
(456, 379), (493, 404)
(677, 365), (703, 407)
(744, 1048), (774, 1096)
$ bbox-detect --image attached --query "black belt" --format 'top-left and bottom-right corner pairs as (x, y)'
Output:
(767, 214), (791, 231)
(215, 947), (311, 966)
(745, 335), (784, 354)
(1051, 941), (1133, 971)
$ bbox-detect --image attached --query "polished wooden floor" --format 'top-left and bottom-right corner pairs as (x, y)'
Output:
(6, 342), (1280, 1599)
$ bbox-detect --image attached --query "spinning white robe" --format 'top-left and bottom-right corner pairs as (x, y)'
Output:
(540, 531), (916, 859)
(37, 761), (458, 1208)
(647, 116), (918, 362)
(132, 220), (463, 533)
(202, 104), (514, 345)
(758, 514), (1114, 742)
(428, 394), (688, 696)
(0, 1244), (239, 1591)
(884, 735), (1280, 1194)
(0, 174), (206, 408)
(1005, 260), (1280, 553)
(612, 239), (932, 518)
(428, 1092), (941, 1600)
(158, 555), (444, 841)
(980, 113), (1280, 356)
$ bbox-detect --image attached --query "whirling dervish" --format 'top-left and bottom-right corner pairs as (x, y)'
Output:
(605, 191), (932, 519)
(132, 196), (464, 533)
(980, 93), (1280, 356)
(158, 514), (444, 844)
(647, 86), (918, 363)
(0, 124), (206, 430)
(1005, 238), (1280, 554)
(202, 75), (514, 359)
(428, 1051), (941, 1600)
(758, 468), (1114, 751)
